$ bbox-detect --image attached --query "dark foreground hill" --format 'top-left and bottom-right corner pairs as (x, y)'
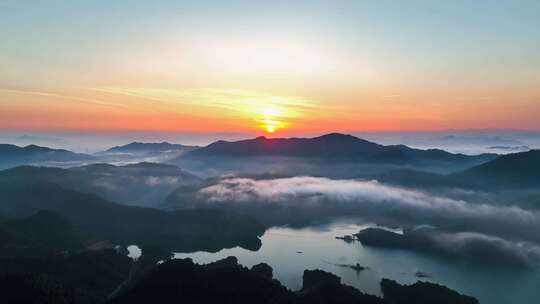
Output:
(0, 143), (94, 169)
(0, 173), (263, 253)
(1, 163), (201, 207)
(0, 249), (132, 304)
(110, 256), (478, 304)
(0, 210), (83, 258)
(0, 253), (478, 304)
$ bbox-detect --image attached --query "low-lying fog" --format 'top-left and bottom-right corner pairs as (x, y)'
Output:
(171, 176), (540, 268)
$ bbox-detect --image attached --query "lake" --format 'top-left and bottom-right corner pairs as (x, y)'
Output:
(174, 219), (540, 304)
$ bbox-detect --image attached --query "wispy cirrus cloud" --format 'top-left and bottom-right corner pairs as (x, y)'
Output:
(88, 87), (345, 132)
(89, 87), (338, 117)
(0, 88), (128, 110)
(380, 94), (402, 99)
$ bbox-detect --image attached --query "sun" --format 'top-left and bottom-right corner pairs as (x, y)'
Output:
(266, 125), (276, 133)
(259, 106), (285, 134)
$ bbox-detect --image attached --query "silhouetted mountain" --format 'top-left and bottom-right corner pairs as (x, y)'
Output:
(1, 163), (201, 207)
(110, 256), (295, 304)
(176, 134), (496, 175)
(189, 133), (383, 158)
(0, 172), (264, 253)
(110, 256), (478, 304)
(452, 150), (540, 188)
(0, 143), (94, 169)
(381, 279), (478, 304)
(0, 249), (132, 304)
(297, 269), (385, 304)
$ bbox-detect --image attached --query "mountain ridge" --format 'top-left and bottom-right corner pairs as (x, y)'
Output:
(0, 143), (94, 169)
(452, 149), (540, 188)
(187, 133), (384, 158)
(180, 133), (498, 168)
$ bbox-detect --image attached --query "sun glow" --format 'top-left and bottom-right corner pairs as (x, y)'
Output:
(266, 125), (276, 133)
(82, 87), (314, 133)
(259, 105), (286, 134)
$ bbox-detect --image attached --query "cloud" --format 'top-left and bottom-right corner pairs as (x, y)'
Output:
(92, 178), (121, 191)
(380, 94), (402, 99)
(15, 135), (65, 142)
(195, 177), (540, 243)
(0, 88), (128, 110)
(91, 87), (327, 115)
(358, 226), (540, 268)
(145, 176), (180, 186)
(434, 231), (540, 267)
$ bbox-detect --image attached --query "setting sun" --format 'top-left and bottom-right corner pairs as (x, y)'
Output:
(265, 125), (276, 133)
(258, 105), (286, 134)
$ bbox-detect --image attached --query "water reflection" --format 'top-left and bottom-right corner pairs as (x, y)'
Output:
(174, 219), (540, 304)
(127, 244), (142, 260)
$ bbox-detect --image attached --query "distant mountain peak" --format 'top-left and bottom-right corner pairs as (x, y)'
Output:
(24, 144), (43, 149)
(0, 143), (94, 170)
(22, 144), (59, 152)
(317, 132), (353, 138)
(185, 133), (385, 158)
(178, 133), (498, 171)
(314, 133), (367, 142)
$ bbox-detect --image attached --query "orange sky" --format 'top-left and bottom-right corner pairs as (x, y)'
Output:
(2, 86), (539, 135)
(1, 1), (539, 135)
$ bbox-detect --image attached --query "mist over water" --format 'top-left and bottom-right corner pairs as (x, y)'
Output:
(194, 176), (540, 252)
(174, 220), (540, 304)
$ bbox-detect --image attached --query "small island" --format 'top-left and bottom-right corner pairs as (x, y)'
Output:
(335, 235), (357, 243)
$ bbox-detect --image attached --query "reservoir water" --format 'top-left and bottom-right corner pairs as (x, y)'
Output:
(174, 219), (540, 304)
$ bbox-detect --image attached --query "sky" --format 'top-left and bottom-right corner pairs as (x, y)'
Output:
(1, 0), (539, 136)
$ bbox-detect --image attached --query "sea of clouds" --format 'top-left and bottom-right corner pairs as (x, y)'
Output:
(194, 176), (540, 267)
